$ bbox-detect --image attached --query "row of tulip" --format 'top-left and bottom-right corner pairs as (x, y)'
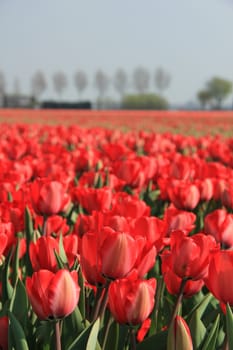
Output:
(1, 123), (233, 349)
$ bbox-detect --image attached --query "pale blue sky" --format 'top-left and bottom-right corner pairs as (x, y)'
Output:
(1, 0), (233, 105)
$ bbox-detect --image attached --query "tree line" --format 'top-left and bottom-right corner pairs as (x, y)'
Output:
(0, 67), (171, 103)
(0, 68), (232, 109)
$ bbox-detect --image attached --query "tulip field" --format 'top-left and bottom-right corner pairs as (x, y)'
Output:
(1, 110), (233, 349)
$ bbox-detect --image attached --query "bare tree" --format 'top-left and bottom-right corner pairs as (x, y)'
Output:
(0, 71), (6, 97)
(94, 70), (109, 108)
(13, 77), (21, 96)
(94, 70), (109, 98)
(52, 71), (67, 99)
(113, 68), (128, 98)
(132, 66), (150, 94)
(31, 70), (47, 100)
(154, 67), (171, 95)
(74, 70), (88, 99)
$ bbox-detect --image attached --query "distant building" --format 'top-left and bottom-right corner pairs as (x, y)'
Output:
(1, 94), (34, 108)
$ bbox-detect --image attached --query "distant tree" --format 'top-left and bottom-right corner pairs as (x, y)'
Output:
(52, 72), (67, 99)
(197, 90), (212, 109)
(113, 68), (128, 98)
(206, 77), (232, 109)
(132, 66), (150, 94)
(31, 70), (47, 100)
(0, 71), (6, 97)
(13, 77), (21, 96)
(154, 67), (171, 94)
(74, 70), (88, 99)
(94, 70), (109, 108)
(122, 93), (168, 110)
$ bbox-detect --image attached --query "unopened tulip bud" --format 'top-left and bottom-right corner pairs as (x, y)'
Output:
(167, 316), (193, 350)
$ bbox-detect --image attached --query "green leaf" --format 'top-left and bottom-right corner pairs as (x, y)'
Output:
(94, 173), (103, 189)
(24, 207), (34, 243)
(58, 234), (68, 264)
(202, 314), (220, 350)
(226, 303), (233, 349)
(189, 312), (206, 349)
(67, 318), (101, 350)
(78, 268), (86, 320)
(8, 311), (29, 350)
(1, 249), (14, 302)
(12, 238), (20, 286)
(9, 279), (28, 326)
(34, 320), (53, 348)
(86, 317), (100, 350)
(187, 293), (213, 321)
(136, 330), (167, 350)
(103, 321), (119, 350)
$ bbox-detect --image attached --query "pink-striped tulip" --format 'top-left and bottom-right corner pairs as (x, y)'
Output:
(26, 269), (80, 319)
(108, 275), (156, 325)
(167, 316), (193, 350)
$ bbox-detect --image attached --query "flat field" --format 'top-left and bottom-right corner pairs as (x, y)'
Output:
(1, 109), (233, 136)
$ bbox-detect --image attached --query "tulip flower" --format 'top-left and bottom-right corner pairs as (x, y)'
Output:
(161, 250), (204, 297)
(162, 230), (217, 281)
(110, 192), (150, 218)
(31, 178), (70, 216)
(80, 231), (106, 286)
(26, 269), (80, 319)
(167, 316), (193, 350)
(113, 158), (146, 188)
(108, 275), (156, 325)
(72, 186), (112, 213)
(0, 233), (8, 264)
(100, 228), (141, 279)
(167, 180), (200, 210)
(205, 249), (233, 306)
(204, 209), (233, 248)
(163, 205), (196, 237)
(29, 236), (59, 272)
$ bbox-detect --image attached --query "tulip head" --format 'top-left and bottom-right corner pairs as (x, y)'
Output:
(26, 269), (80, 320)
(167, 316), (193, 350)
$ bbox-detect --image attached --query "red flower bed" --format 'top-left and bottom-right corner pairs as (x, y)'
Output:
(0, 118), (233, 349)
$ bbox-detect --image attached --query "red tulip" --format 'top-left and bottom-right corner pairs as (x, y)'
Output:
(31, 178), (70, 216)
(163, 206), (196, 236)
(130, 216), (166, 252)
(108, 275), (156, 325)
(45, 215), (69, 236)
(113, 158), (146, 188)
(162, 231), (216, 281)
(100, 228), (142, 279)
(167, 180), (200, 210)
(80, 231), (106, 286)
(26, 269), (80, 319)
(72, 187), (112, 213)
(29, 236), (59, 272)
(204, 209), (233, 248)
(0, 233), (8, 264)
(161, 250), (204, 297)
(111, 192), (150, 218)
(205, 249), (233, 306)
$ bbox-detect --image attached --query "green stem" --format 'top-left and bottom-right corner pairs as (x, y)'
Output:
(55, 321), (62, 350)
(169, 278), (187, 328)
(42, 215), (47, 236)
(130, 327), (136, 350)
(102, 314), (113, 350)
(152, 276), (164, 334)
(222, 334), (228, 350)
(99, 280), (111, 321)
(91, 286), (104, 322)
